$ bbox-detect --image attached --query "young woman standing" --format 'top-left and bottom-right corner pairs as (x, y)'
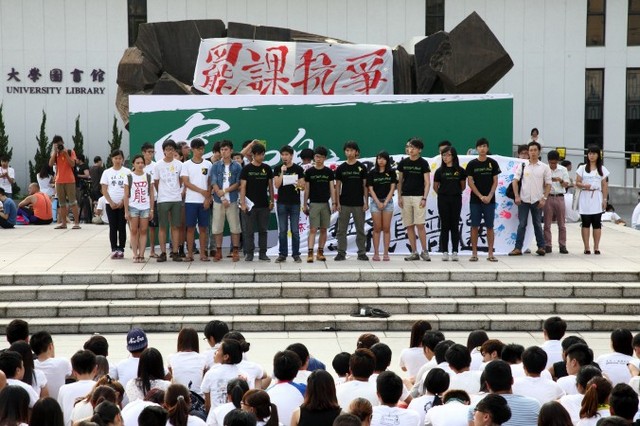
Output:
(100, 150), (131, 259)
(124, 155), (154, 263)
(366, 151), (397, 261)
(575, 145), (609, 254)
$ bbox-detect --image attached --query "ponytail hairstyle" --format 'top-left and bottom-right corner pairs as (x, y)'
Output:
(227, 378), (249, 409)
(223, 331), (251, 354)
(90, 386), (117, 408)
(585, 145), (604, 176)
(425, 368), (450, 406)
(91, 401), (121, 426)
(242, 389), (279, 426)
(219, 338), (248, 365)
(348, 397), (373, 423)
(579, 376), (612, 419)
(164, 384), (191, 426)
(80, 375), (124, 406)
(9, 341), (35, 386)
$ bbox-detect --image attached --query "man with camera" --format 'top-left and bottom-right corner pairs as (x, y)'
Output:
(48, 135), (81, 229)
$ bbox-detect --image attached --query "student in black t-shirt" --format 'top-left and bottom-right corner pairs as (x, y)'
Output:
(397, 138), (431, 261)
(239, 143), (274, 262)
(465, 138), (501, 262)
(335, 141), (369, 261)
(273, 145), (305, 263)
(303, 146), (336, 263)
(433, 146), (466, 261)
(367, 151), (397, 261)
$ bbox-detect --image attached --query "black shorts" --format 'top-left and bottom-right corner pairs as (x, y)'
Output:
(581, 213), (602, 229)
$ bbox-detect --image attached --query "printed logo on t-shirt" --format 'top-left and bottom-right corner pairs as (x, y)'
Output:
(379, 414), (401, 426)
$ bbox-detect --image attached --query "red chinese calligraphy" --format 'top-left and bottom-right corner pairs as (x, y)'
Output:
(241, 46), (291, 94)
(341, 48), (388, 94)
(292, 49), (339, 95)
(200, 42), (243, 94)
(132, 181), (148, 205)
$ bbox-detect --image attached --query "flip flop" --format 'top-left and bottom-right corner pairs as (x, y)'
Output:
(54, 225), (67, 229)
(72, 225), (81, 229)
(469, 256), (479, 262)
(372, 255), (380, 261)
(182, 257), (194, 262)
(383, 255), (390, 261)
(487, 256), (498, 262)
(200, 256), (211, 262)
(149, 253), (159, 258)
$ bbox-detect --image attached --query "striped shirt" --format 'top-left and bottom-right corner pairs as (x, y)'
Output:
(468, 393), (541, 426)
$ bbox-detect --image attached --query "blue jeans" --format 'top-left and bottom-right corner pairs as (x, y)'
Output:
(516, 202), (545, 250)
(277, 203), (301, 257)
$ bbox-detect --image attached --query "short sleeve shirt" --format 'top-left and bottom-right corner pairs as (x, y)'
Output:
(180, 159), (212, 203)
(367, 169), (398, 201)
(304, 166), (335, 203)
(154, 159), (183, 203)
(465, 157), (501, 204)
(398, 157), (430, 196)
(55, 150), (77, 184)
(434, 165), (467, 196)
(240, 163), (273, 208)
(274, 163), (304, 205)
(100, 167), (132, 204)
(335, 161), (367, 206)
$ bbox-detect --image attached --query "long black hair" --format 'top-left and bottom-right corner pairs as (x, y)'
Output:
(585, 145), (604, 176)
(439, 146), (460, 169)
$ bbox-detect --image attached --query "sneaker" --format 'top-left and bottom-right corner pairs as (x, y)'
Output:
(420, 251), (431, 261)
(293, 255), (302, 263)
(110, 251), (118, 259)
(442, 252), (449, 261)
(245, 254), (254, 262)
(357, 254), (369, 261)
(117, 250), (125, 259)
(451, 252), (459, 261)
(275, 255), (286, 263)
(559, 246), (569, 254)
(404, 252), (420, 261)
(545, 246), (552, 254)
(259, 255), (271, 262)
(334, 253), (346, 261)
(156, 252), (167, 263)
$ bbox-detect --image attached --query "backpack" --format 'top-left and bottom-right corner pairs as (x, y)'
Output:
(127, 173), (152, 198)
(506, 163), (525, 200)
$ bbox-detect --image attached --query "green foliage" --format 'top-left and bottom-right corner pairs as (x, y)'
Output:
(107, 116), (123, 167)
(0, 104), (20, 195)
(28, 111), (51, 183)
(72, 115), (84, 159)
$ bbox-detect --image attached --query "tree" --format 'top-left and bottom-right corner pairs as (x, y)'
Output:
(0, 104), (20, 195)
(72, 115), (84, 159)
(106, 116), (123, 167)
(29, 110), (51, 183)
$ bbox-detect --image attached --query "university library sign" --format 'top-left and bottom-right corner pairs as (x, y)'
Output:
(4, 66), (106, 95)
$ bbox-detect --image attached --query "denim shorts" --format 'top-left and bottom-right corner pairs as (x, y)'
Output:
(369, 198), (394, 213)
(129, 206), (150, 218)
(185, 202), (210, 228)
(470, 202), (496, 228)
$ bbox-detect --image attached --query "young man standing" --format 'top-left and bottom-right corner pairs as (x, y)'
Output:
(466, 138), (501, 262)
(335, 141), (369, 261)
(181, 138), (213, 262)
(240, 143), (275, 261)
(274, 145), (305, 263)
(211, 140), (242, 262)
(510, 141), (551, 256)
(49, 135), (81, 229)
(154, 139), (183, 262)
(303, 146), (336, 263)
(544, 150), (570, 254)
(141, 142), (159, 258)
(398, 138), (431, 261)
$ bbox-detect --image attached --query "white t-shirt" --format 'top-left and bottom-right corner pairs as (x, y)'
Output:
(180, 159), (212, 203)
(100, 167), (131, 203)
(371, 405), (420, 426)
(632, 202), (640, 229)
(512, 375), (565, 404)
(576, 408), (610, 426)
(336, 380), (379, 409)
(238, 359), (264, 388)
(596, 352), (634, 385)
(470, 349), (483, 371)
(202, 344), (221, 370)
(128, 172), (152, 210)
(510, 362), (553, 380)
(407, 394), (436, 426)
(96, 196), (109, 223)
(144, 161), (156, 178)
(35, 357), (71, 400)
(37, 175), (55, 197)
(70, 399), (93, 423)
(424, 400), (470, 426)
(121, 400), (160, 426)
(541, 340), (563, 369)
(399, 347), (428, 379)
(0, 166), (15, 193)
(168, 351), (206, 395)
(448, 370), (482, 395)
(155, 159), (183, 203)
(557, 374), (579, 395)
(57, 379), (96, 426)
(125, 378), (171, 403)
(32, 369), (48, 396)
(267, 381), (304, 426)
(559, 393), (583, 424)
(206, 401), (235, 426)
(7, 378), (39, 408)
(410, 359), (440, 397)
(602, 211), (622, 222)
(201, 364), (245, 410)
(167, 416), (207, 426)
(576, 165), (610, 215)
(222, 164), (231, 201)
(109, 356), (140, 401)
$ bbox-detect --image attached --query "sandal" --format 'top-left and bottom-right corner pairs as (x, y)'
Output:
(372, 255), (380, 261)
(149, 252), (159, 258)
(182, 256), (194, 262)
(139, 256), (146, 262)
(487, 256), (498, 262)
(383, 255), (390, 261)
(72, 225), (81, 229)
(584, 250), (591, 255)
(200, 256), (211, 262)
(594, 250), (601, 255)
(54, 225), (67, 229)
(469, 256), (479, 262)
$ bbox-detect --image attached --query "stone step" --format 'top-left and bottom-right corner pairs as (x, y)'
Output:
(5, 313), (639, 334)
(3, 297), (639, 318)
(3, 282), (639, 301)
(1, 269), (639, 285)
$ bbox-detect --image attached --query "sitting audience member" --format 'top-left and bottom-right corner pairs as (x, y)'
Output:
(164, 383), (206, 426)
(0, 385), (30, 426)
(0, 350), (39, 407)
(541, 316), (567, 368)
(110, 328), (148, 399)
(241, 389), (279, 426)
(224, 331), (270, 390)
(407, 368), (449, 426)
(58, 350), (97, 425)
(577, 376), (612, 425)
(121, 388), (165, 426)
(286, 343), (312, 385)
(348, 398), (373, 426)
(0, 188), (17, 228)
(291, 370), (341, 426)
(512, 346), (565, 404)
(557, 343), (594, 395)
(399, 321), (431, 382)
(559, 366), (603, 425)
(17, 183), (53, 224)
(202, 339), (250, 413)
(472, 393), (511, 426)
(224, 409), (257, 426)
(91, 401), (123, 426)
(266, 350), (304, 426)
(207, 379), (249, 426)
(371, 371), (420, 426)
(84, 334), (109, 357)
(501, 343), (553, 381)
(424, 389), (471, 426)
(369, 343), (411, 404)
(125, 348), (170, 403)
(138, 405), (168, 426)
(332, 352), (351, 386)
(548, 335), (587, 380)
(9, 340), (48, 397)
(480, 340), (505, 366)
(596, 329), (634, 385)
(336, 349), (379, 409)
(536, 401), (572, 426)
(168, 328), (206, 395)
(71, 384), (119, 423)
(93, 196), (109, 224)
(333, 414), (362, 426)
(356, 334), (380, 350)
(6, 319), (29, 346)
(30, 396), (65, 426)
(608, 383), (639, 424)
(445, 343), (482, 394)
(410, 331), (445, 397)
(602, 204), (626, 225)
(202, 320), (229, 369)
(32, 331), (72, 400)
(467, 330), (490, 371)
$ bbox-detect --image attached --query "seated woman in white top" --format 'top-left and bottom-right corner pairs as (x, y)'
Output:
(71, 385), (120, 423)
(224, 331), (270, 390)
(399, 320), (432, 382)
(125, 348), (171, 403)
(206, 379), (249, 426)
(201, 339), (250, 413)
(576, 376), (612, 426)
(0, 385), (31, 426)
(169, 328), (206, 396)
(9, 341), (49, 398)
(241, 389), (280, 426)
(165, 384), (206, 426)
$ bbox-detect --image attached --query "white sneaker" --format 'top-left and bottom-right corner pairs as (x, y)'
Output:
(451, 252), (459, 261)
(420, 251), (431, 261)
(442, 252), (449, 261)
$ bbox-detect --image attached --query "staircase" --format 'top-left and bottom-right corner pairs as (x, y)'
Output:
(1, 269), (639, 333)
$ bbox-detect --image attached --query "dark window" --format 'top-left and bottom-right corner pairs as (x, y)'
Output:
(585, 69), (604, 150)
(587, 0), (606, 46)
(128, 0), (147, 47)
(626, 69), (640, 161)
(425, 0), (445, 35)
(629, 0), (640, 45)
